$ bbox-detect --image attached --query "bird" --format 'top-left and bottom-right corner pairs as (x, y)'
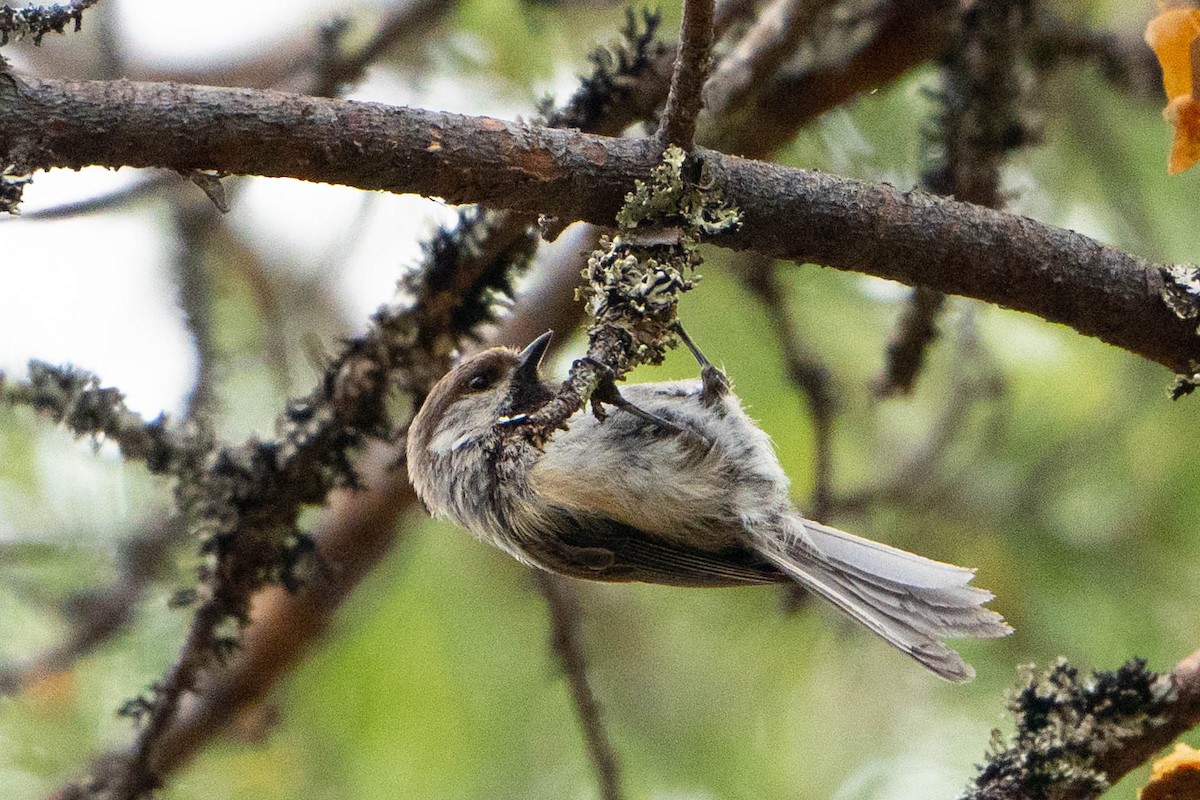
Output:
(406, 330), (1010, 681)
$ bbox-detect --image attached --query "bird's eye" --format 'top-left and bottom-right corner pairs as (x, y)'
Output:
(467, 372), (495, 391)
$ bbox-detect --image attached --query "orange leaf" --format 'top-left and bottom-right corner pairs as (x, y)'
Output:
(1146, 7), (1200, 172)
(1169, 97), (1200, 172)
(1146, 9), (1200, 100)
(1140, 743), (1200, 800)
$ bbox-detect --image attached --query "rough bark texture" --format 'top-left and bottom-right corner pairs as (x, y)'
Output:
(1094, 650), (1200, 790)
(2, 75), (1197, 371)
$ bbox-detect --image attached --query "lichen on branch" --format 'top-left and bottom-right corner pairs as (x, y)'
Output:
(580, 145), (741, 369)
(515, 145), (740, 444)
(0, 0), (102, 46)
(965, 658), (1176, 800)
(0, 361), (190, 472)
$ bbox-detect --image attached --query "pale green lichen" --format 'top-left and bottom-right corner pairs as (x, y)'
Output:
(578, 145), (740, 369)
(615, 145), (742, 236)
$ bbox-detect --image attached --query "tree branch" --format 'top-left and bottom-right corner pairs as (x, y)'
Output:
(2, 75), (1196, 371)
(967, 650), (1200, 800)
(0, 0), (101, 46)
(532, 572), (623, 800)
(0, 517), (184, 697)
(703, 0), (832, 122)
(657, 0), (716, 148)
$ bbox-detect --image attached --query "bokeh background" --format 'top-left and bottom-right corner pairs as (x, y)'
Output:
(2, 1), (1199, 798)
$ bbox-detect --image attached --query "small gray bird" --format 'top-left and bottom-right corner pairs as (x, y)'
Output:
(406, 331), (1010, 680)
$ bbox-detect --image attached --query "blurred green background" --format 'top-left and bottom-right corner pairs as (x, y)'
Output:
(2, 1), (1199, 798)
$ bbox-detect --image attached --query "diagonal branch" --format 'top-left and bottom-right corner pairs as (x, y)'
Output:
(703, 0), (834, 122)
(2, 75), (1196, 371)
(532, 572), (623, 800)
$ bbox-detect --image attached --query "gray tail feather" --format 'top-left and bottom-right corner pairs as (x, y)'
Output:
(758, 518), (1011, 682)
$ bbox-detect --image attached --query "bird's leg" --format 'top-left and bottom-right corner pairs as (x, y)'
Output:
(581, 358), (690, 435)
(674, 323), (729, 404)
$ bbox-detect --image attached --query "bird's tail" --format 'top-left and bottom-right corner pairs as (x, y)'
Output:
(757, 517), (1011, 681)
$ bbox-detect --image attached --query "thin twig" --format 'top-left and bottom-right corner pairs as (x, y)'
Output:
(875, 286), (948, 397)
(704, 0), (833, 121)
(309, 0), (450, 98)
(1030, 11), (1163, 102)
(0, 172), (176, 222)
(171, 202), (222, 422)
(875, 0), (1033, 396)
(657, 0), (717, 148)
(532, 572), (623, 800)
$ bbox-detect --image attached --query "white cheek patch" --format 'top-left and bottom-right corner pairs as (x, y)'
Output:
(426, 398), (493, 454)
(427, 425), (478, 454)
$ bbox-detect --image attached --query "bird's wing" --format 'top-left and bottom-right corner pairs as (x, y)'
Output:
(513, 511), (783, 587)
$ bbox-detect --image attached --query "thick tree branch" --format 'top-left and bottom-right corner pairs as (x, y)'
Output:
(2, 75), (1196, 371)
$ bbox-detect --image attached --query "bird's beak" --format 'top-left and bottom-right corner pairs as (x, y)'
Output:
(515, 330), (553, 382)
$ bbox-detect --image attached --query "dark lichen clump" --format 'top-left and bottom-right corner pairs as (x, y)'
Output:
(965, 659), (1175, 800)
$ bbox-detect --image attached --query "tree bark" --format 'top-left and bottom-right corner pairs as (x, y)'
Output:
(3, 75), (1197, 371)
